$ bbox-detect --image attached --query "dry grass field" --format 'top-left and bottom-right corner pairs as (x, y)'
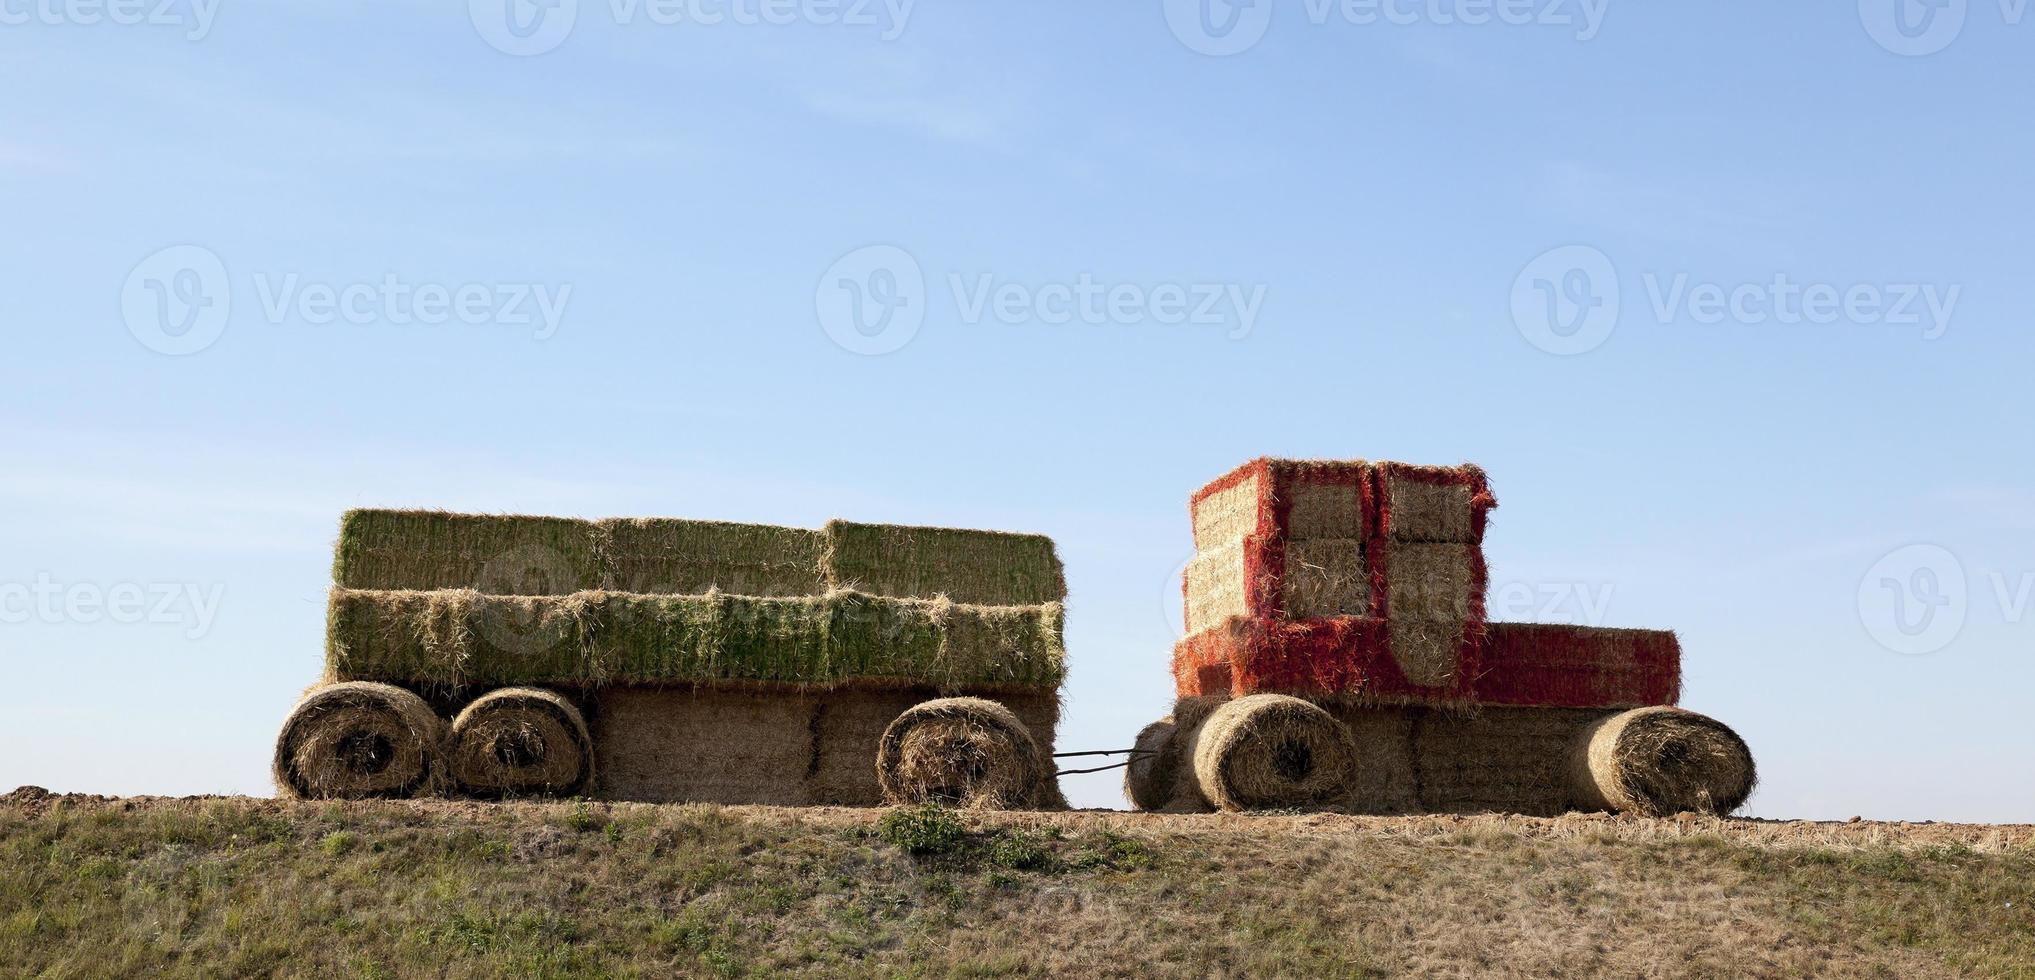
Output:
(4, 786), (2032, 978)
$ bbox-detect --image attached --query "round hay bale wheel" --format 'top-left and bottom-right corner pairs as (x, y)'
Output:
(1123, 717), (1178, 812)
(877, 697), (1044, 809)
(273, 682), (445, 800)
(1189, 694), (1356, 812)
(1568, 706), (1756, 817)
(448, 687), (594, 798)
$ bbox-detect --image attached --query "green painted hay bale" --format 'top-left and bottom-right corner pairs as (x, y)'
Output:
(325, 589), (596, 690)
(599, 592), (834, 685)
(328, 587), (1064, 692)
(823, 521), (1064, 606)
(827, 591), (947, 679)
(333, 510), (605, 594)
(939, 601), (1067, 687)
(598, 518), (825, 596)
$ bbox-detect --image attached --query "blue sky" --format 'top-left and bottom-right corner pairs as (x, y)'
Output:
(2, 2), (2030, 818)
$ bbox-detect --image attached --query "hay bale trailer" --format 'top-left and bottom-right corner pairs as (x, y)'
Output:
(1131, 458), (1755, 817)
(274, 511), (1067, 809)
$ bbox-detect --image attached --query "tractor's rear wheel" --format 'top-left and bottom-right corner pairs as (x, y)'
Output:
(448, 687), (594, 798)
(273, 682), (444, 800)
(1189, 694), (1356, 811)
(877, 697), (1044, 809)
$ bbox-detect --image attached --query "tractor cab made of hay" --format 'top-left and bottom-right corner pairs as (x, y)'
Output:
(274, 511), (1067, 808)
(1126, 458), (1756, 816)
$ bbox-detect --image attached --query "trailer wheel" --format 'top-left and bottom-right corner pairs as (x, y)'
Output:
(1189, 694), (1355, 812)
(877, 697), (1044, 809)
(1123, 717), (1179, 811)
(1568, 706), (1756, 817)
(273, 682), (445, 800)
(448, 687), (594, 798)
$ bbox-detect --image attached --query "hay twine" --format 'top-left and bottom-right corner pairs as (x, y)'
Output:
(876, 697), (1045, 810)
(1122, 717), (1179, 811)
(273, 681), (446, 800)
(448, 687), (594, 798)
(1190, 694), (1357, 811)
(1569, 706), (1757, 817)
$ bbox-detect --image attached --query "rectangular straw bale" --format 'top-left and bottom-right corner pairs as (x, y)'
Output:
(324, 588), (592, 689)
(1319, 705), (1421, 814)
(1403, 706), (1611, 815)
(939, 603), (1068, 688)
(599, 518), (826, 597)
(1386, 619), (1470, 688)
(1281, 539), (1368, 619)
(826, 591), (948, 680)
(823, 521), (1065, 606)
(1475, 622), (1681, 707)
(333, 510), (604, 594)
(1191, 467), (1265, 548)
(330, 587), (1064, 692)
(1184, 540), (1254, 634)
(1375, 463), (1492, 543)
(1282, 468), (1366, 540)
(804, 690), (924, 804)
(593, 687), (815, 804)
(599, 592), (833, 686)
(1383, 543), (1478, 621)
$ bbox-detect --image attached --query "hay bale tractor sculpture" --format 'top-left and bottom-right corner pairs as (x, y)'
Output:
(275, 512), (1066, 808)
(1127, 458), (1756, 816)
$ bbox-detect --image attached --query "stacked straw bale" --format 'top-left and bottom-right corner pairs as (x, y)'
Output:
(323, 510), (1066, 696)
(1372, 462), (1493, 690)
(1183, 459), (1372, 634)
(325, 589), (1065, 693)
